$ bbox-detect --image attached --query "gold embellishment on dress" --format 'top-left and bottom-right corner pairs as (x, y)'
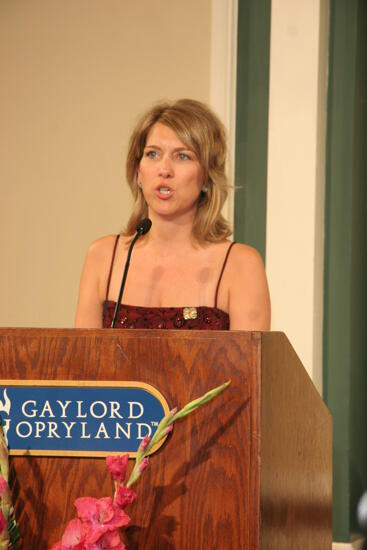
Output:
(183, 307), (198, 320)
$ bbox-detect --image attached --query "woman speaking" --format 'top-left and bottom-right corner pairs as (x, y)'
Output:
(75, 99), (270, 330)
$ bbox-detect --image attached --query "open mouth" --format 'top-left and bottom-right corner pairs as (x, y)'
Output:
(156, 186), (173, 198)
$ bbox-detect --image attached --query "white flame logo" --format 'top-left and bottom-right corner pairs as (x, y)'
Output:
(0, 389), (11, 416)
(1, 419), (10, 446)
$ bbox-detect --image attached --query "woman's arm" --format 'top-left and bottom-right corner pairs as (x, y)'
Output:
(228, 244), (271, 331)
(75, 236), (115, 328)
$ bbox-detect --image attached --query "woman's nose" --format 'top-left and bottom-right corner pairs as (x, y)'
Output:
(158, 155), (173, 177)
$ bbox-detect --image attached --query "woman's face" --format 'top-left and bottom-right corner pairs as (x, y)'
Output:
(137, 123), (204, 223)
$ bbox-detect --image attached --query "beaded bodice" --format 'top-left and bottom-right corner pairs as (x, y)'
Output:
(103, 301), (230, 330)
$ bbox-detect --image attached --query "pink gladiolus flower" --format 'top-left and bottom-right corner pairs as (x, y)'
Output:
(0, 509), (6, 533)
(138, 435), (150, 452)
(0, 475), (11, 518)
(114, 486), (136, 509)
(50, 518), (86, 550)
(74, 496), (130, 545)
(0, 476), (6, 497)
(61, 518), (86, 549)
(106, 455), (129, 483)
(138, 458), (149, 474)
(75, 496), (111, 524)
(97, 529), (126, 549)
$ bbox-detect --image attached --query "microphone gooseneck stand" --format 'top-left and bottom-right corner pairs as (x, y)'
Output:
(111, 218), (152, 328)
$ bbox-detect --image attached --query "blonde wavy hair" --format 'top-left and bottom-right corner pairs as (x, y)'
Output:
(123, 98), (232, 242)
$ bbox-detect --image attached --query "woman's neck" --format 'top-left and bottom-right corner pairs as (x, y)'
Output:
(140, 214), (200, 254)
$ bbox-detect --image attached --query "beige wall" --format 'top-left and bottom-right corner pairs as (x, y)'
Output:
(266, 0), (329, 392)
(0, 0), (211, 327)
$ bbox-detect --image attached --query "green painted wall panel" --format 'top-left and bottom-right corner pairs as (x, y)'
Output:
(324, 1), (355, 539)
(324, 0), (367, 540)
(349, 0), (367, 533)
(234, 0), (271, 260)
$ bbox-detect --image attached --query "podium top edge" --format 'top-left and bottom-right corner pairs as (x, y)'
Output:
(0, 327), (282, 336)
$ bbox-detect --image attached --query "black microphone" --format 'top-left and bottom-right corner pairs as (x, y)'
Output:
(111, 218), (152, 328)
(136, 218), (152, 236)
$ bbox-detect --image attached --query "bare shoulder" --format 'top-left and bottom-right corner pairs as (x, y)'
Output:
(224, 242), (270, 330)
(228, 242), (265, 274)
(84, 234), (130, 264)
(85, 234), (119, 262)
(75, 234), (129, 328)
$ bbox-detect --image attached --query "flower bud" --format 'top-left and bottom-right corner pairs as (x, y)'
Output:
(138, 458), (149, 474)
(138, 436), (150, 453)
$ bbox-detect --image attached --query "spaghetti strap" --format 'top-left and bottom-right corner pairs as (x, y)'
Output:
(214, 241), (237, 308)
(105, 235), (120, 300)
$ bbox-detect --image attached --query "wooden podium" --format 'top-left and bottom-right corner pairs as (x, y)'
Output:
(0, 328), (332, 549)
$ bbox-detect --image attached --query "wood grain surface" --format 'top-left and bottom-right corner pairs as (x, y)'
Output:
(261, 332), (332, 549)
(0, 329), (332, 549)
(0, 328), (261, 549)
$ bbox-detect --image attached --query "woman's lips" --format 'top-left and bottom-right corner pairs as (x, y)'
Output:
(155, 186), (173, 199)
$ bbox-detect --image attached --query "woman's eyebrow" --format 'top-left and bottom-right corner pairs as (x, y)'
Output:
(144, 144), (192, 152)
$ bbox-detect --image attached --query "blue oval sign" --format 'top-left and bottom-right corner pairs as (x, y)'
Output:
(0, 381), (170, 457)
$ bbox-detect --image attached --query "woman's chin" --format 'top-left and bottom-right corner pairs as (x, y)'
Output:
(148, 208), (197, 225)
(147, 199), (199, 223)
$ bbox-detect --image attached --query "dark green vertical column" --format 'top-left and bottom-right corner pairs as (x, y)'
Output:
(234, 0), (271, 261)
(324, 0), (367, 541)
(349, 0), (367, 536)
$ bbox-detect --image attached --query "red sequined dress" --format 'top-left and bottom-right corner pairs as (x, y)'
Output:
(102, 236), (236, 330)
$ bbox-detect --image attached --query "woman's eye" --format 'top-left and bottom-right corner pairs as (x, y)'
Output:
(178, 152), (190, 160)
(145, 150), (157, 158)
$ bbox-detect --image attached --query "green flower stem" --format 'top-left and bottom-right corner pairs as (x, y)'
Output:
(144, 408), (177, 453)
(0, 424), (9, 483)
(0, 421), (19, 548)
(0, 487), (11, 523)
(127, 408), (178, 487)
(126, 460), (144, 488)
(0, 422), (11, 517)
(0, 537), (10, 549)
(168, 380), (231, 422)
(0, 422), (10, 547)
(126, 380), (230, 489)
